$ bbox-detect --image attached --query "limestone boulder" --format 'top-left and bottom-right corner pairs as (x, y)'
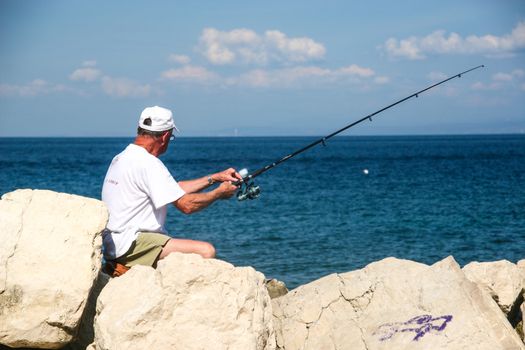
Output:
(272, 256), (525, 350)
(93, 253), (275, 350)
(518, 259), (525, 276)
(0, 189), (107, 349)
(463, 260), (525, 316)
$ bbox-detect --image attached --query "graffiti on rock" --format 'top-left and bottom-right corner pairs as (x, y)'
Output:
(374, 314), (453, 342)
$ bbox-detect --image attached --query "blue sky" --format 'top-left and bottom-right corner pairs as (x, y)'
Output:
(1, 1), (524, 136)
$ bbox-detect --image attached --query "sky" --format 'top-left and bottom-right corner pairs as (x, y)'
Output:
(0, 0), (524, 137)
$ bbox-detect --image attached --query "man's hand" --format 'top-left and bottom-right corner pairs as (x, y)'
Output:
(179, 168), (242, 195)
(215, 181), (239, 199)
(212, 168), (242, 183)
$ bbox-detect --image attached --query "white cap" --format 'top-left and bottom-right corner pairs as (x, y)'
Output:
(139, 106), (179, 132)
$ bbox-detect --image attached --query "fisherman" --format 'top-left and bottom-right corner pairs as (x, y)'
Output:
(101, 106), (241, 276)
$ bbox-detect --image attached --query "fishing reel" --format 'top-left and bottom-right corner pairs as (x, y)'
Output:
(237, 181), (261, 201)
(236, 168), (261, 201)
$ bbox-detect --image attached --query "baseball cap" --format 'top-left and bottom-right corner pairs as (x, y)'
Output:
(138, 106), (179, 132)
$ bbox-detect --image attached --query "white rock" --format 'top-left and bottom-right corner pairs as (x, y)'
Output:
(518, 259), (525, 276)
(0, 189), (108, 349)
(272, 256), (525, 350)
(93, 253), (275, 350)
(463, 260), (524, 315)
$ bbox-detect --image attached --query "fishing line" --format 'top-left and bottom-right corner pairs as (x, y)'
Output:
(235, 65), (485, 201)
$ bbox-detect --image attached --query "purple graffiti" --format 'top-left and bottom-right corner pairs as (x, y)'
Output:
(374, 314), (453, 342)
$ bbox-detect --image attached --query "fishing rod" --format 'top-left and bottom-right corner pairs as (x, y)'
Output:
(235, 64), (485, 201)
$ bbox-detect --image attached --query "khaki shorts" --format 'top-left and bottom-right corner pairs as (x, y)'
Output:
(115, 232), (171, 268)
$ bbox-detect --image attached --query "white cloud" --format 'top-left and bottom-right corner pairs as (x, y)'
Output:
(336, 64), (375, 77)
(199, 28), (254, 65)
(228, 64), (383, 88)
(101, 77), (151, 97)
(68, 61), (152, 97)
(492, 72), (513, 82)
(265, 30), (326, 63)
(231, 69), (270, 87)
(0, 79), (70, 96)
(282, 66), (331, 78)
(383, 21), (525, 59)
(383, 36), (423, 60)
(168, 54), (191, 65)
(492, 69), (525, 82)
(161, 65), (218, 83)
(471, 68), (525, 91)
(70, 67), (102, 82)
(471, 81), (502, 91)
(374, 76), (390, 84)
(4, 59), (156, 97)
(199, 27), (326, 65)
(70, 61), (102, 82)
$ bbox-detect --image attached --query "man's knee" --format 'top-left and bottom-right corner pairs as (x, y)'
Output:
(201, 242), (216, 259)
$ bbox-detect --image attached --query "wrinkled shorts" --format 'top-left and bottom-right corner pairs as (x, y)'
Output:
(115, 232), (171, 268)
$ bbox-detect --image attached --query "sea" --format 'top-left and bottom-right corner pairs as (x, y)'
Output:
(1, 135), (524, 289)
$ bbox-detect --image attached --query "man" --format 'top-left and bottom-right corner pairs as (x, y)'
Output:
(101, 106), (241, 276)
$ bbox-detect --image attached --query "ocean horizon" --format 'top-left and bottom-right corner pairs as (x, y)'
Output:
(1, 132), (524, 138)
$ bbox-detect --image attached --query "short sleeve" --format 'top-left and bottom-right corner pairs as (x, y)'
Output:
(142, 158), (186, 209)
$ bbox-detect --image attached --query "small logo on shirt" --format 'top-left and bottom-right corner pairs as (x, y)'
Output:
(106, 179), (119, 185)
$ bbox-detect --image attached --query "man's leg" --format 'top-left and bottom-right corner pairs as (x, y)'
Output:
(115, 232), (171, 269)
(159, 238), (216, 260)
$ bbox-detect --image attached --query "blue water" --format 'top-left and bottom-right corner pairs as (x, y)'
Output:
(1, 135), (524, 288)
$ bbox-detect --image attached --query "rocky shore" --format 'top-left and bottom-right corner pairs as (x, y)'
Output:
(1, 189), (524, 350)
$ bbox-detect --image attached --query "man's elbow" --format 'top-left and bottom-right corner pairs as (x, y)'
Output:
(174, 198), (194, 215)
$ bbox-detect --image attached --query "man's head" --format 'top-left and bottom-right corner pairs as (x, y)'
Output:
(136, 106), (178, 156)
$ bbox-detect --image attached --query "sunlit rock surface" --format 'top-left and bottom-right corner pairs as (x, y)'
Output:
(0, 189), (107, 349)
(93, 253), (275, 350)
(463, 260), (525, 315)
(272, 256), (524, 350)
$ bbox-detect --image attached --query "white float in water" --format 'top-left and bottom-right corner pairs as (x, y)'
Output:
(363, 169), (369, 175)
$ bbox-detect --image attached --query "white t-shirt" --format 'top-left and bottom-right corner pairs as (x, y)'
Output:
(101, 144), (186, 259)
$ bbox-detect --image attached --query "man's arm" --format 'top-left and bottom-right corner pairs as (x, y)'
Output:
(178, 175), (215, 194)
(178, 168), (241, 194)
(174, 181), (238, 214)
